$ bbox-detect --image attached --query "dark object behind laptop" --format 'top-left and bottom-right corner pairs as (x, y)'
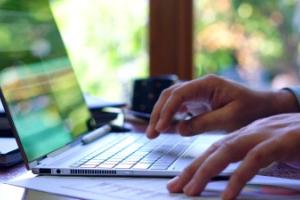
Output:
(0, 138), (22, 167)
(131, 75), (178, 120)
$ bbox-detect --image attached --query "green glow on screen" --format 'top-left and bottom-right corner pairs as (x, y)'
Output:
(0, 0), (91, 162)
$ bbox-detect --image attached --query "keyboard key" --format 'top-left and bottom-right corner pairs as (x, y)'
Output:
(143, 153), (161, 160)
(150, 164), (169, 170)
(139, 159), (154, 164)
(97, 163), (116, 169)
(103, 161), (119, 165)
(123, 157), (141, 162)
(70, 163), (81, 168)
(132, 163), (151, 169)
(80, 164), (98, 168)
(106, 157), (123, 162)
(114, 163), (134, 169)
(72, 133), (196, 172)
(120, 161), (136, 165)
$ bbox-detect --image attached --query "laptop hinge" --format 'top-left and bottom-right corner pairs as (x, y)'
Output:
(28, 140), (80, 169)
(28, 160), (42, 169)
(46, 143), (73, 158)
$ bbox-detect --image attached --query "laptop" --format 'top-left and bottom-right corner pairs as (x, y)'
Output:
(0, 0), (236, 177)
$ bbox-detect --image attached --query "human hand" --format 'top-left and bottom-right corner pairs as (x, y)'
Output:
(146, 75), (299, 139)
(167, 113), (300, 199)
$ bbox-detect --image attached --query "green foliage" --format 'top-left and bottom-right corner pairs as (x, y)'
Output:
(194, 0), (299, 79)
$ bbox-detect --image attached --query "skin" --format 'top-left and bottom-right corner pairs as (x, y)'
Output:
(145, 75), (300, 199)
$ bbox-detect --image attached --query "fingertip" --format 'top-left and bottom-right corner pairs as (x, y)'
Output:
(145, 126), (159, 139)
(222, 173), (246, 200)
(183, 180), (197, 196)
(222, 188), (234, 200)
(147, 133), (158, 139)
(177, 121), (193, 136)
(167, 176), (182, 193)
(155, 120), (171, 134)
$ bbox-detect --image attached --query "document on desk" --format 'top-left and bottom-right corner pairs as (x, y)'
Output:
(6, 173), (300, 200)
(7, 173), (219, 200)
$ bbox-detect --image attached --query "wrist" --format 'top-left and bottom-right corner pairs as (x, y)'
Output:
(270, 89), (300, 114)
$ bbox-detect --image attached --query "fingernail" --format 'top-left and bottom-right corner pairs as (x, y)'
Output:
(168, 176), (180, 185)
(167, 176), (180, 191)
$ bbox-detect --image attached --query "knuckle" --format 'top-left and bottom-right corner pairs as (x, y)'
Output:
(248, 149), (264, 163)
(252, 118), (268, 127)
(170, 88), (182, 97)
(210, 141), (222, 151)
(221, 140), (237, 154)
(160, 88), (172, 98)
(203, 74), (222, 84)
(160, 82), (184, 98)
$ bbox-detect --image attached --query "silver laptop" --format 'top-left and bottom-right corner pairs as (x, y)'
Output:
(0, 0), (234, 177)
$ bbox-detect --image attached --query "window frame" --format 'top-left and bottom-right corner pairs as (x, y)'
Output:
(149, 0), (193, 80)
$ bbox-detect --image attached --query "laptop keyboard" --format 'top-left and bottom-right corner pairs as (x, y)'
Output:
(70, 134), (195, 170)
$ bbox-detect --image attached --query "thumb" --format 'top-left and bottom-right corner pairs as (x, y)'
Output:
(177, 105), (235, 136)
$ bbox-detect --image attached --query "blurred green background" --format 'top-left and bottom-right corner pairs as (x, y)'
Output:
(1, 0), (300, 102)
(51, 0), (149, 101)
(194, 0), (300, 88)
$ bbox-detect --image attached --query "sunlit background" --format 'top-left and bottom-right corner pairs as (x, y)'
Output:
(2, 0), (299, 102)
(51, 0), (300, 102)
(194, 0), (300, 89)
(51, 0), (149, 101)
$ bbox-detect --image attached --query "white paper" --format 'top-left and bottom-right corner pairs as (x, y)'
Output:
(7, 173), (300, 200)
(249, 175), (300, 191)
(7, 173), (219, 200)
(0, 138), (18, 154)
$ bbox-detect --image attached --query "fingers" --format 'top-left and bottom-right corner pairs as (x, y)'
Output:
(146, 83), (182, 139)
(154, 82), (197, 132)
(223, 137), (283, 199)
(182, 140), (244, 196)
(176, 104), (235, 136)
(167, 133), (238, 193)
(167, 140), (223, 193)
(152, 76), (219, 134)
(146, 75), (229, 138)
(171, 130), (262, 196)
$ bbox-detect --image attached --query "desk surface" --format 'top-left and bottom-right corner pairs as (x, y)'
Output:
(0, 163), (26, 183)
(1, 122), (300, 200)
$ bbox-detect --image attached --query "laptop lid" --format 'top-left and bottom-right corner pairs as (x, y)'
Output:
(0, 0), (93, 168)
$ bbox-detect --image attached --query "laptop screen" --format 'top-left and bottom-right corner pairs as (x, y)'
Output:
(0, 0), (92, 162)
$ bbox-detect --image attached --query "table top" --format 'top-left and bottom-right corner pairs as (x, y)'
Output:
(1, 121), (300, 200)
(0, 163), (26, 183)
